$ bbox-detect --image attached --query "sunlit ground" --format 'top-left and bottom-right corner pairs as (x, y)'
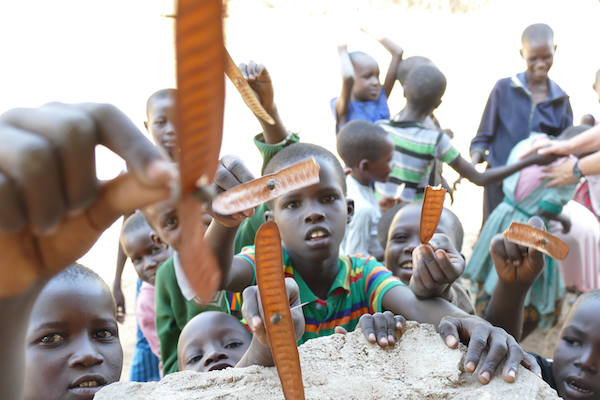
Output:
(2, 0), (599, 379)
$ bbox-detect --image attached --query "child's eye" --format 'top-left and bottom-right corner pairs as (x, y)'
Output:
(322, 195), (338, 203)
(284, 201), (300, 209)
(131, 256), (142, 264)
(40, 333), (66, 343)
(224, 341), (243, 349)
(150, 246), (162, 255)
(187, 354), (203, 365)
(93, 330), (115, 339)
(164, 217), (178, 229)
(564, 337), (582, 347)
(155, 120), (166, 126)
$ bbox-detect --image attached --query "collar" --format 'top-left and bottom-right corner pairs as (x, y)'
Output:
(512, 72), (569, 102)
(173, 252), (197, 301)
(387, 118), (426, 129)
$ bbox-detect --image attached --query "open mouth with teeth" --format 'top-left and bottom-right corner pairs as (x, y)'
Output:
(400, 261), (413, 270)
(305, 228), (330, 241)
(75, 381), (99, 388)
(566, 379), (592, 395)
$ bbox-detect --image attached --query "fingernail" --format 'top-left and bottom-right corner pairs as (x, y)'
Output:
(380, 337), (389, 346)
(369, 333), (376, 342)
(445, 336), (458, 347)
(513, 260), (520, 267)
(508, 370), (515, 379)
(388, 335), (395, 344)
(537, 372), (543, 379)
(396, 321), (402, 329)
(252, 316), (262, 330)
(466, 361), (476, 372)
(480, 371), (491, 383)
(436, 250), (445, 260)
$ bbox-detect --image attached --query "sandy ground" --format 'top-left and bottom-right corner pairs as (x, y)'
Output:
(2, 0), (599, 382)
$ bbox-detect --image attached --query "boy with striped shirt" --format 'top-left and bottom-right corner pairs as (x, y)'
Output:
(374, 64), (550, 203)
(207, 143), (539, 384)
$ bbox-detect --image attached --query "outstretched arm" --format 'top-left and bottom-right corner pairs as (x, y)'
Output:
(361, 27), (403, 98)
(334, 44), (355, 130)
(113, 210), (133, 323)
(0, 102), (174, 400)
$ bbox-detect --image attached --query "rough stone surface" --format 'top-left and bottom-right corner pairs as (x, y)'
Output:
(96, 322), (560, 399)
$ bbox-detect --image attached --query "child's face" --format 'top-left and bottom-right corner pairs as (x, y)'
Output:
(384, 206), (455, 285)
(552, 298), (600, 400)
(364, 136), (395, 183)
(269, 160), (349, 263)
(121, 226), (173, 285)
(24, 280), (122, 400)
(352, 56), (382, 102)
(144, 200), (182, 252)
(178, 312), (250, 373)
(145, 96), (177, 160)
(520, 39), (555, 82)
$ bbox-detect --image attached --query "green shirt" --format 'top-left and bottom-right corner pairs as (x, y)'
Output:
(154, 256), (242, 375)
(235, 246), (404, 345)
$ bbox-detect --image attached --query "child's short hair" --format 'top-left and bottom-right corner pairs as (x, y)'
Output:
(521, 23), (554, 45)
(349, 51), (375, 68)
(336, 121), (391, 168)
(146, 88), (176, 117)
(404, 65), (447, 113)
(120, 212), (150, 240)
(51, 263), (115, 308)
(377, 204), (405, 250)
(264, 143), (347, 195)
(396, 56), (434, 87)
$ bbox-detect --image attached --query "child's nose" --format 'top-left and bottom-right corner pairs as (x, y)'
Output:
(575, 348), (598, 374)
(203, 348), (227, 368)
(304, 210), (325, 224)
(69, 338), (104, 368)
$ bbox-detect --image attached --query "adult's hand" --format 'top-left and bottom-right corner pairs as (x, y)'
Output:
(540, 159), (579, 188)
(0, 102), (175, 298)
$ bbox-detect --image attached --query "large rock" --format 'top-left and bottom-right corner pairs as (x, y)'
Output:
(96, 322), (559, 399)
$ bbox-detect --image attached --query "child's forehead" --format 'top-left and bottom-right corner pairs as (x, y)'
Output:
(148, 96), (175, 113)
(121, 225), (153, 245)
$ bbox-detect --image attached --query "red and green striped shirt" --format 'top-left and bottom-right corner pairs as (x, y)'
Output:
(235, 246), (404, 345)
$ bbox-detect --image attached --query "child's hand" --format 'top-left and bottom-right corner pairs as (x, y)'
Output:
(0, 102), (174, 298)
(409, 233), (465, 299)
(490, 216), (545, 287)
(356, 311), (406, 348)
(204, 155), (256, 228)
(242, 278), (305, 347)
(438, 315), (542, 384)
(378, 197), (401, 213)
(239, 61), (274, 112)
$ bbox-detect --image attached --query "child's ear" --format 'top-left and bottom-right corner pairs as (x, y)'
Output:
(553, 44), (557, 53)
(346, 199), (355, 224)
(144, 121), (149, 132)
(264, 210), (274, 222)
(519, 48), (524, 59)
(150, 232), (168, 249)
(358, 159), (369, 173)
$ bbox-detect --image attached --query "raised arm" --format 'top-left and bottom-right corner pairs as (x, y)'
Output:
(239, 61), (288, 144)
(334, 44), (355, 130)
(361, 27), (403, 98)
(113, 210), (133, 323)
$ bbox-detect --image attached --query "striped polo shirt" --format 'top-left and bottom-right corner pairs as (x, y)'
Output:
(235, 246), (404, 345)
(374, 120), (460, 202)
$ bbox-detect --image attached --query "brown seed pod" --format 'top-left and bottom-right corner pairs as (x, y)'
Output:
(175, 0), (225, 304)
(503, 222), (569, 260)
(224, 48), (275, 125)
(255, 221), (305, 400)
(212, 157), (320, 215)
(419, 186), (447, 244)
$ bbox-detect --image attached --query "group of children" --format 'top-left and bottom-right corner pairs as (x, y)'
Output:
(2, 20), (600, 400)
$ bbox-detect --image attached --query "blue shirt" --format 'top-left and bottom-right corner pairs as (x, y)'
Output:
(469, 72), (573, 168)
(330, 88), (390, 132)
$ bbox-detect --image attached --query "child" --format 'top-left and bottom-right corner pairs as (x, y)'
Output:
(207, 142), (537, 384)
(331, 30), (403, 132)
(178, 278), (305, 373)
(383, 202), (475, 315)
(375, 63), (553, 203)
(141, 197), (242, 376)
(120, 212), (174, 365)
(24, 264), (123, 400)
(144, 88), (177, 161)
(469, 23), (573, 223)
(485, 225), (600, 398)
(336, 120), (394, 260)
(463, 126), (588, 338)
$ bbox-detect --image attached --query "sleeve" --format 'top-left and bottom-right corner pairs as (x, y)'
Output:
(449, 283), (476, 315)
(343, 208), (374, 257)
(234, 203), (269, 253)
(361, 257), (404, 313)
(470, 81), (503, 159)
(136, 286), (160, 358)
(154, 265), (181, 376)
(233, 246), (257, 286)
(254, 132), (300, 175)
(436, 132), (460, 164)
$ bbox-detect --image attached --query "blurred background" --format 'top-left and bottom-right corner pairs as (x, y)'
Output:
(1, 0), (599, 378)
